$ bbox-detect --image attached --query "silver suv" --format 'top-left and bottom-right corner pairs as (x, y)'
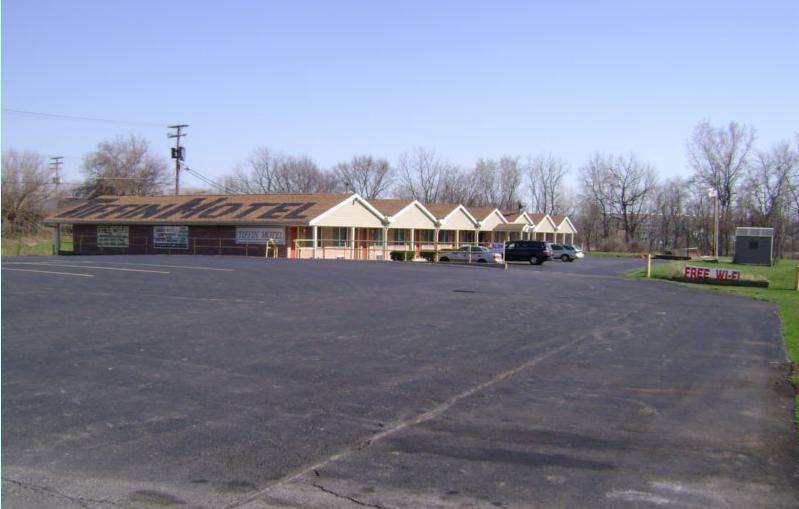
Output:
(550, 244), (579, 262)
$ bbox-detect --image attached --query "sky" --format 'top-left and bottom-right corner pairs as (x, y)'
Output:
(2, 0), (798, 191)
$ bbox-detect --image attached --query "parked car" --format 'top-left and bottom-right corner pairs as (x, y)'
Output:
(562, 244), (585, 259)
(438, 245), (503, 264)
(551, 244), (581, 262)
(503, 240), (552, 265)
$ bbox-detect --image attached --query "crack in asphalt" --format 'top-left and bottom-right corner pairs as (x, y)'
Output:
(225, 312), (638, 509)
(311, 482), (391, 509)
(2, 477), (122, 508)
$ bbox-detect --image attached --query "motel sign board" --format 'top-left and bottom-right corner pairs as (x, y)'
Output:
(682, 265), (741, 282)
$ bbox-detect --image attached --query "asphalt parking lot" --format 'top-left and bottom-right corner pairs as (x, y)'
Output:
(2, 255), (798, 508)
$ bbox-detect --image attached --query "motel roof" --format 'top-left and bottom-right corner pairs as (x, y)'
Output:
(370, 199), (416, 217)
(466, 207), (502, 222)
(44, 193), (356, 226)
(44, 192), (576, 234)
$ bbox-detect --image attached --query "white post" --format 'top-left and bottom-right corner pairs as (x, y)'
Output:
(53, 224), (61, 255)
(434, 228), (440, 261)
(455, 230), (460, 248)
(350, 226), (356, 259)
(382, 226), (389, 261)
(410, 228), (415, 254)
(312, 226), (318, 259)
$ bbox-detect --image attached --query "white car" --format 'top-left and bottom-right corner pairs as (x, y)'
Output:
(551, 244), (583, 262)
(438, 245), (503, 264)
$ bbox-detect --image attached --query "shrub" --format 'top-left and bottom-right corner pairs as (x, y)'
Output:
(390, 250), (415, 261)
(419, 250), (437, 262)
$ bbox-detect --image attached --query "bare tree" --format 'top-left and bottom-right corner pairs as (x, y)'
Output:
(227, 147), (336, 194)
(651, 177), (689, 251)
(79, 134), (169, 197)
(228, 147), (285, 193)
(334, 155), (392, 198)
(739, 141), (798, 256)
(2, 150), (58, 237)
(471, 158), (499, 206)
(439, 167), (476, 205)
(687, 121), (755, 254)
(526, 153), (568, 214)
(395, 147), (451, 203)
(607, 154), (657, 244)
(578, 153), (614, 240)
(577, 153), (656, 246)
(468, 156), (522, 210)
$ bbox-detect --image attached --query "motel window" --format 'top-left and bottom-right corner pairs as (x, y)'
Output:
(439, 231), (451, 243)
(333, 227), (347, 246)
(421, 230), (435, 243)
(393, 229), (406, 243)
(371, 229), (383, 242)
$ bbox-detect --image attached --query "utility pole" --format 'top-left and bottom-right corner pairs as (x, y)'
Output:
(707, 188), (719, 257)
(49, 156), (64, 195)
(168, 124), (188, 195)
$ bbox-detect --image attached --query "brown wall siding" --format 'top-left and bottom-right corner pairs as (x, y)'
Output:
(72, 224), (285, 257)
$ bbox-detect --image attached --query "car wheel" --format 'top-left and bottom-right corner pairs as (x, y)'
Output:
(534, 257), (544, 265)
(440, 256), (449, 262)
(529, 256), (537, 265)
(561, 254), (569, 262)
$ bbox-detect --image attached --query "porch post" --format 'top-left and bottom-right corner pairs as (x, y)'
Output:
(434, 227), (440, 261)
(410, 228), (415, 253)
(53, 224), (61, 255)
(455, 230), (460, 248)
(312, 226), (318, 259)
(350, 226), (356, 259)
(382, 225), (389, 261)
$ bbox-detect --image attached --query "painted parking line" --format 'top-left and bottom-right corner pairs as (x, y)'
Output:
(2, 268), (94, 277)
(65, 260), (233, 271)
(4, 262), (169, 274)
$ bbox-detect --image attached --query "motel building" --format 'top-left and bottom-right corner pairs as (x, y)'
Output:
(44, 192), (577, 259)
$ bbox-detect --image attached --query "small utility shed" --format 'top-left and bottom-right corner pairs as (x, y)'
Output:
(733, 227), (775, 265)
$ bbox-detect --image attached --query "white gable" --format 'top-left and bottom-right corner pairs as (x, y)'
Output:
(389, 203), (437, 229)
(441, 207), (477, 230)
(556, 217), (577, 234)
(534, 215), (558, 233)
(310, 196), (385, 227)
(480, 210), (507, 231)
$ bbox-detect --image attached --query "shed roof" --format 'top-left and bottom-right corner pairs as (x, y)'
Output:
(44, 193), (354, 226)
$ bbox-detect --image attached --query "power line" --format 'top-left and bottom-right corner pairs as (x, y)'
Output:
(182, 166), (238, 194)
(2, 108), (168, 128)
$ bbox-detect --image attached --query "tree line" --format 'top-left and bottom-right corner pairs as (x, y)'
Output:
(3, 122), (798, 257)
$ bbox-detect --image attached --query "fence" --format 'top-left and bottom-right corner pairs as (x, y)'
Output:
(71, 236), (282, 257)
(291, 239), (503, 261)
(69, 235), (504, 261)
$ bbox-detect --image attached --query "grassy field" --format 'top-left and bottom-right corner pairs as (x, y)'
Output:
(1, 236), (73, 256)
(631, 259), (799, 426)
